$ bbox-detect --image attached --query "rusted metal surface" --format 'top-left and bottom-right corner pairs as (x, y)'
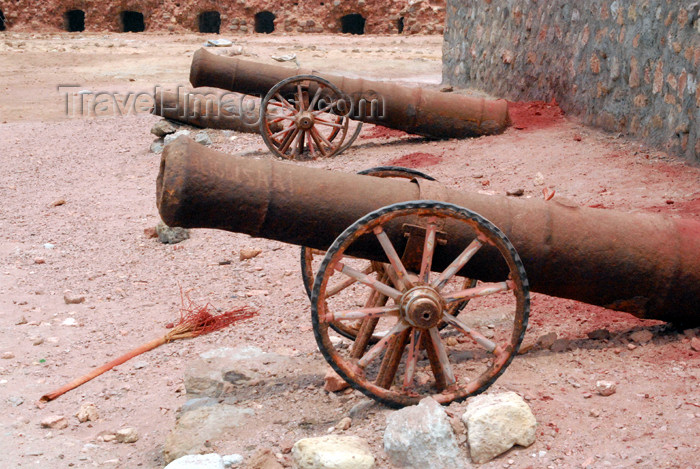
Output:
(157, 136), (700, 325)
(189, 48), (511, 138)
(152, 88), (269, 134)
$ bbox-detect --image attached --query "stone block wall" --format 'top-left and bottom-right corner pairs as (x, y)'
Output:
(0, 0), (445, 35)
(443, 1), (700, 163)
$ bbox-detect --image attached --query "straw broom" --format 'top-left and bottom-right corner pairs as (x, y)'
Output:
(39, 299), (255, 404)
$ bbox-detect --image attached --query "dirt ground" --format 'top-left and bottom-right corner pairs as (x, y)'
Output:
(1, 32), (699, 469)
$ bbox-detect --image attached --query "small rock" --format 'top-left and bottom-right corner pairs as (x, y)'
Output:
(587, 329), (611, 340)
(115, 427), (139, 443)
(348, 399), (377, 419)
(324, 368), (350, 392)
(61, 318), (78, 327)
(533, 172), (545, 186)
(239, 248), (262, 261)
(164, 453), (225, 469)
(222, 454), (244, 467)
(151, 119), (178, 137)
(132, 360), (148, 370)
(506, 188), (524, 197)
(156, 221), (190, 244)
(63, 291), (86, 305)
(41, 415), (69, 430)
(195, 131), (213, 146)
(439, 86), (453, 93)
(8, 396), (24, 406)
(462, 392), (537, 464)
(589, 409), (600, 418)
(627, 343), (637, 350)
(293, 435), (375, 469)
(76, 403), (98, 423)
(536, 332), (557, 349)
(50, 199), (66, 207)
(336, 417), (352, 431)
(16, 317), (28, 325)
(99, 432), (116, 442)
(150, 139), (165, 154)
(144, 227), (158, 239)
(385, 397), (464, 468)
(164, 129), (192, 146)
(630, 330), (654, 344)
(249, 448), (283, 469)
(596, 380), (617, 396)
(689, 337), (700, 352)
(2, 351), (15, 359)
(31, 337), (44, 346)
(34, 258), (46, 264)
(550, 338), (569, 353)
(43, 243), (54, 249)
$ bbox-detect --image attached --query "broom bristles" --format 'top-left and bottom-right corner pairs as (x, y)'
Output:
(39, 293), (256, 404)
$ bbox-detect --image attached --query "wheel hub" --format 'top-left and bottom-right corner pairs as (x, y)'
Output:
(400, 286), (444, 329)
(297, 112), (315, 130)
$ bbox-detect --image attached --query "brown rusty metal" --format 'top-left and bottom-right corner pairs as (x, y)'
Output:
(189, 48), (511, 138)
(157, 136), (700, 325)
(152, 88), (272, 134)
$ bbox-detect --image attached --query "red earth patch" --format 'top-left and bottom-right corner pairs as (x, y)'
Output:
(508, 99), (565, 131)
(386, 152), (442, 168)
(360, 125), (410, 140)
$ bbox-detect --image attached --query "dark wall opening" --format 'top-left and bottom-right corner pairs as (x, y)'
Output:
(341, 14), (365, 35)
(65, 10), (85, 32)
(396, 17), (404, 33)
(198, 11), (220, 33)
(120, 11), (145, 32)
(0, 10), (6, 31)
(254, 11), (275, 33)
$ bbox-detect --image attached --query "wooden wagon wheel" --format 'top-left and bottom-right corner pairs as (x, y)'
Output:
(310, 201), (529, 407)
(260, 75), (350, 160)
(300, 167), (475, 344)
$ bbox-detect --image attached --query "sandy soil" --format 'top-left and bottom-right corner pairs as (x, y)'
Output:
(1, 32), (699, 468)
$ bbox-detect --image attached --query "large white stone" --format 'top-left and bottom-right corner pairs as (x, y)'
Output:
(384, 397), (467, 469)
(462, 392), (537, 463)
(292, 435), (375, 469)
(164, 453), (224, 469)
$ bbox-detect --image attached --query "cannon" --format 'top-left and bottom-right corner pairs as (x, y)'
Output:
(157, 137), (700, 407)
(152, 88), (262, 134)
(188, 49), (511, 159)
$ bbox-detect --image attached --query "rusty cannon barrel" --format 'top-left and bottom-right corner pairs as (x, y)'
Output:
(157, 137), (700, 326)
(152, 88), (264, 134)
(189, 48), (511, 138)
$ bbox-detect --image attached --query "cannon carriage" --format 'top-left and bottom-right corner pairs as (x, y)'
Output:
(157, 137), (700, 407)
(185, 49), (511, 160)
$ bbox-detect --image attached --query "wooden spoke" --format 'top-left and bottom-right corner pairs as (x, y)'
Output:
(403, 328), (423, 390)
(442, 313), (497, 353)
(443, 281), (512, 302)
(428, 327), (456, 387)
(432, 238), (483, 290)
(419, 220), (437, 283)
(333, 261), (402, 300)
(278, 127), (299, 155)
(374, 226), (413, 290)
(325, 305), (399, 322)
(357, 322), (409, 368)
(375, 327), (411, 389)
(326, 264), (373, 297)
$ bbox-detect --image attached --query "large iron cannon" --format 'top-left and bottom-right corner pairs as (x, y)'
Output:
(157, 137), (700, 407)
(188, 49), (510, 159)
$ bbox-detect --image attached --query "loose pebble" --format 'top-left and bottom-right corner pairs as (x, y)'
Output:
(596, 380), (617, 396)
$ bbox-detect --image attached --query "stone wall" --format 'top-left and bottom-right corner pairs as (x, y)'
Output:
(443, 1), (700, 163)
(0, 0), (445, 35)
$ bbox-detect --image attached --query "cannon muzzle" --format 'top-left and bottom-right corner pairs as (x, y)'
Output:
(152, 88), (263, 133)
(157, 137), (700, 325)
(189, 49), (511, 139)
